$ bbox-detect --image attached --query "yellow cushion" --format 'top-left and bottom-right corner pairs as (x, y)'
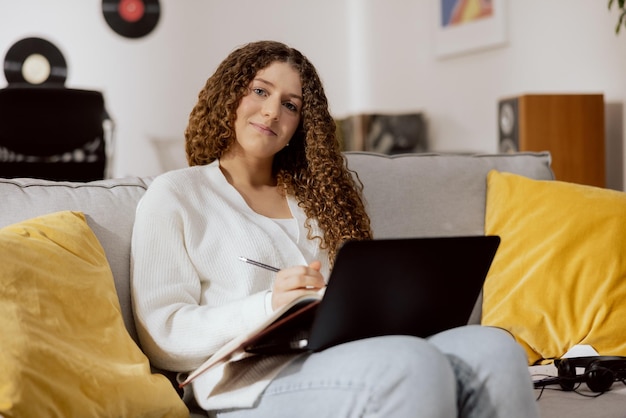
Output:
(482, 171), (626, 365)
(0, 211), (188, 418)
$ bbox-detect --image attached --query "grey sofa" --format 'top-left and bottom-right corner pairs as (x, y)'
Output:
(2, 151), (624, 417)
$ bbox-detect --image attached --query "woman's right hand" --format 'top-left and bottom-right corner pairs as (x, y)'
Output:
(271, 260), (325, 311)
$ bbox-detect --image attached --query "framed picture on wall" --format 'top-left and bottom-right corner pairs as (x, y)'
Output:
(432, 0), (507, 58)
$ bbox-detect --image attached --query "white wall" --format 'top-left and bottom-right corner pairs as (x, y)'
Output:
(1, 0), (624, 188)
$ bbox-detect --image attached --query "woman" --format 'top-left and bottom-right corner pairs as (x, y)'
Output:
(131, 40), (538, 417)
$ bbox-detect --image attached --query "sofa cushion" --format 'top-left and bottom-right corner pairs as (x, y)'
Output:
(345, 152), (554, 239)
(0, 176), (151, 343)
(482, 170), (626, 365)
(0, 210), (187, 417)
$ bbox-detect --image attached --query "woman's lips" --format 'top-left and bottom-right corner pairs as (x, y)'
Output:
(251, 122), (276, 136)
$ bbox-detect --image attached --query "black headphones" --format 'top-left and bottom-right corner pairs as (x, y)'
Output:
(553, 356), (626, 393)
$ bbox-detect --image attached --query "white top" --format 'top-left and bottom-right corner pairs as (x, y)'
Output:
(130, 160), (330, 410)
(272, 217), (298, 242)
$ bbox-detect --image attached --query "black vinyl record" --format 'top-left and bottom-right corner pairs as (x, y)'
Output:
(102, 0), (161, 39)
(3, 37), (67, 86)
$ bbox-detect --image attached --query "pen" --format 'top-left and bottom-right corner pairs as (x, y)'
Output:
(238, 256), (280, 272)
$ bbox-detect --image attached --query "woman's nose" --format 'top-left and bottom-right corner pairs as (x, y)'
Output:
(262, 98), (280, 120)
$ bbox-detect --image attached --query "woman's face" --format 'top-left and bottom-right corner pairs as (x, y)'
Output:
(232, 61), (302, 160)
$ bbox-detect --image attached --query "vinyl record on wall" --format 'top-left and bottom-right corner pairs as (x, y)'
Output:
(102, 0), (161, 39)
(3, 37), (67, 86)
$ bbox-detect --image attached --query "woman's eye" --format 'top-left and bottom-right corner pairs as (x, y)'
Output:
(252, 88), (266, 96)
(283, 102), (298, 112)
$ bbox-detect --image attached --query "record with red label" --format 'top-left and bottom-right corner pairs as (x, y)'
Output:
(3, 37), (67, 86)
(102, 0), (161, 39)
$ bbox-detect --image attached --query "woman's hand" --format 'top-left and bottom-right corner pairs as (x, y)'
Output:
(271, 260), (325, 310)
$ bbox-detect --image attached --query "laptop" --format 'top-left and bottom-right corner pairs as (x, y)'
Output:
(247, 235), (501, 354)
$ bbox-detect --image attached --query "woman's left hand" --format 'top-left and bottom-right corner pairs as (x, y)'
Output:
(270, 260), (325, 310)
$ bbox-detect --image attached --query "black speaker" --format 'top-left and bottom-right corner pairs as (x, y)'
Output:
(534, 356), (626, 393)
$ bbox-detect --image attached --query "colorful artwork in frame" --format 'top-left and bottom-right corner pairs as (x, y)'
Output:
(433, 0), (507, 58)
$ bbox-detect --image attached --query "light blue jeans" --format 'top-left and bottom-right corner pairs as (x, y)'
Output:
(209, 326), (539, 418)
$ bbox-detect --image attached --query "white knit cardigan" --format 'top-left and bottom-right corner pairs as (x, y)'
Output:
(130, 160), (330, 410)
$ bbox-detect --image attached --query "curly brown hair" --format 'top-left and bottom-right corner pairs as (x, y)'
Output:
(185, 40), (372, 264)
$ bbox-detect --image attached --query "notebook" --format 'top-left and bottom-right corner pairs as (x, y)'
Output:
(181, 235), (500, 387)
